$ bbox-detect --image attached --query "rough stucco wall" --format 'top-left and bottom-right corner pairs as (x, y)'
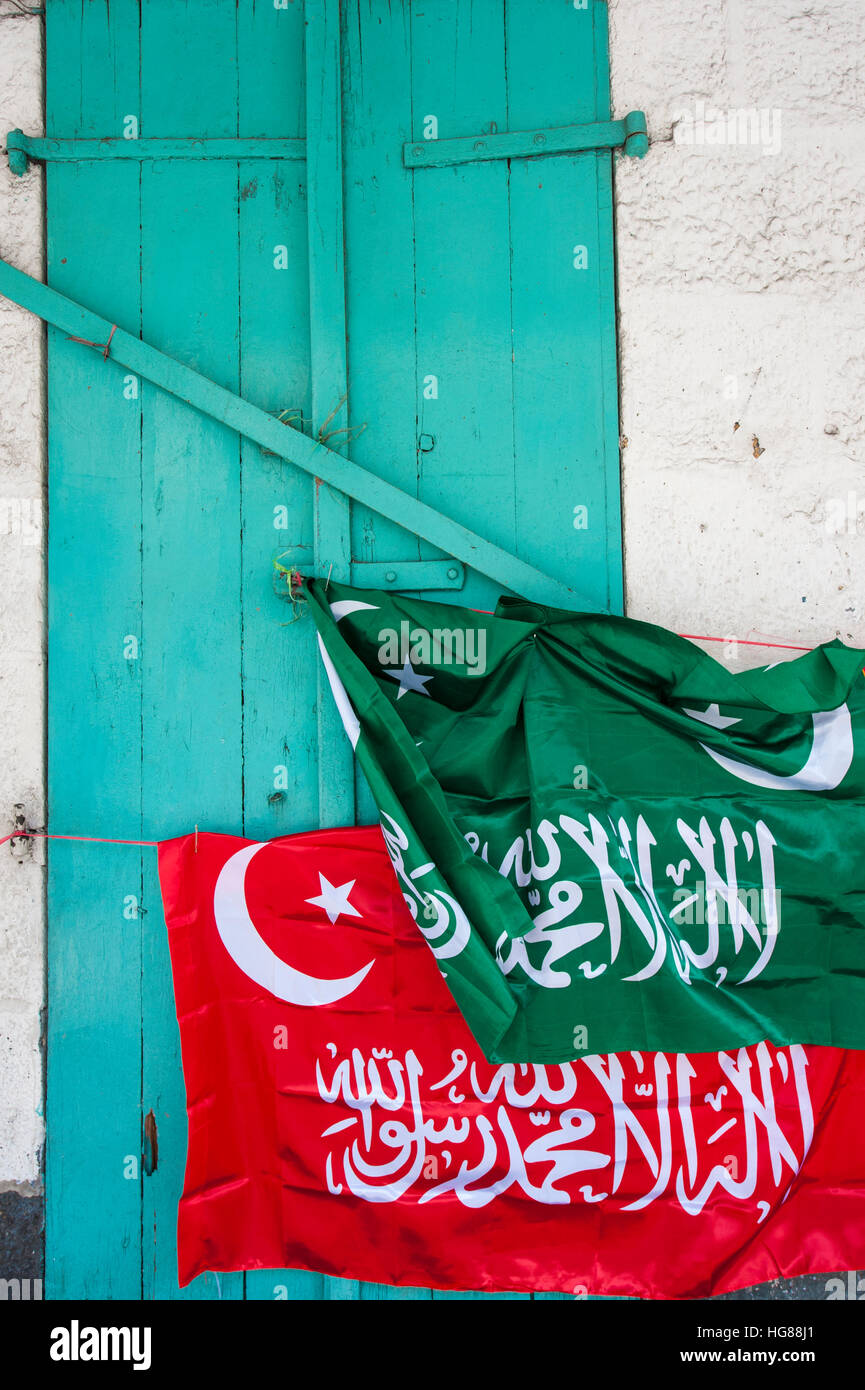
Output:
(0, 9), (44, 1193)
(609, 0), (865, 660)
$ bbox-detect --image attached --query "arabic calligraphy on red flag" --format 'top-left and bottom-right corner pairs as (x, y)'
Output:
(158, 827), (865, 1298)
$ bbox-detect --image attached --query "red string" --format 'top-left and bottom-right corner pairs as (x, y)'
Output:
(0, 830), (158, 848)
(678, 633), (812, 652)
(462, 602), (816, 653)
(3, 635), (861, 853)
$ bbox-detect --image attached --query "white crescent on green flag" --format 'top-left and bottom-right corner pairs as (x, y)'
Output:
(305, 579), (865, 1063)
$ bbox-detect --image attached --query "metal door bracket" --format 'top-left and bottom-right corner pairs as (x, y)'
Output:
(6, 130), (306, 176)
(274, 558), (465, 599)
(403, 111), (648, 169)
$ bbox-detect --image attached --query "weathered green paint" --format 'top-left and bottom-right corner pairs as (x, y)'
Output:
(41, 0), (625, 1301)
(236, 0), (321, 1305)
(306, 0), (356, 850)
(44, 0), (144, 1299)
(137, 0), (245, 1301)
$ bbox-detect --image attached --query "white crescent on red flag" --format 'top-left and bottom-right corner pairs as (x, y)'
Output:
(158, 827), (865, 1298)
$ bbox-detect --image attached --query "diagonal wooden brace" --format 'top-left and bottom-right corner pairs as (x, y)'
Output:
(0, 256), (601, 611)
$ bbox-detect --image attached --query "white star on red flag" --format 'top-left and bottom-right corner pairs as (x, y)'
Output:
(305, 873), (362, 925)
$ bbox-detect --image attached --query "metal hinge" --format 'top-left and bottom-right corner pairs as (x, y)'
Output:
(403, 111), (648, 169)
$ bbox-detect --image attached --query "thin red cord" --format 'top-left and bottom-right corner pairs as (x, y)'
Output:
(461, 603), (816, 653)
(0, 607), (854, 852)
(0, 831), (158, 849)
(678, 633), (812, 652)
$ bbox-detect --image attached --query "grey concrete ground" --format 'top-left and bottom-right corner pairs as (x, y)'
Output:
(0, 1190), (41, 1289)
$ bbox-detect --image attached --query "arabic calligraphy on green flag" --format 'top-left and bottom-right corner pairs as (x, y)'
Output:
(306, 579), (865, 1063)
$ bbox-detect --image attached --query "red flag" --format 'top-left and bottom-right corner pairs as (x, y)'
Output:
(158, 827), (865, 1298)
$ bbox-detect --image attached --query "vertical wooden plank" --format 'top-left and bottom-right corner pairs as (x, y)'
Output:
(410, 0), (515, 615)
(342, 0), (420, 829)
(45, 0), (144, 1299)
(305, 0), (355, 835)
(304, 0), (362, 1301)
(138, 0), (244, 1301)
(342, 0), (418, 546)
(506, 0), (621, 615)
(237, 0), (315, 846)
(235, 0), (323, 1304)
(593, 0), (625, 617)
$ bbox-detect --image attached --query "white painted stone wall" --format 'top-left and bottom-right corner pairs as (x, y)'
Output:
(1, 2), (864, 1187)
(610, 0), (865, 658)
(0, 8), (45, 1190)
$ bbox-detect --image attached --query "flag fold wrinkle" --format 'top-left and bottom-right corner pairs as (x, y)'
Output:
(305, 579), (865, 1062)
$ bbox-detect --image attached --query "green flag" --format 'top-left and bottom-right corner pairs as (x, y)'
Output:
(306, 579), (865, 1063)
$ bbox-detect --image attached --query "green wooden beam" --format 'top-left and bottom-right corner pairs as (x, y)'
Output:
(403, 111), (648, 168)
(6, 129), (305, 176)
(0, 255), (598, 611)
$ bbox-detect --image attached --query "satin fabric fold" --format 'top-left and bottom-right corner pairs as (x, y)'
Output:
(305, 581), (865, 1062)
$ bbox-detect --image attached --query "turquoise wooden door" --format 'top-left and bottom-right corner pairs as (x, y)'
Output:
(44, 0), (625, 1300)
